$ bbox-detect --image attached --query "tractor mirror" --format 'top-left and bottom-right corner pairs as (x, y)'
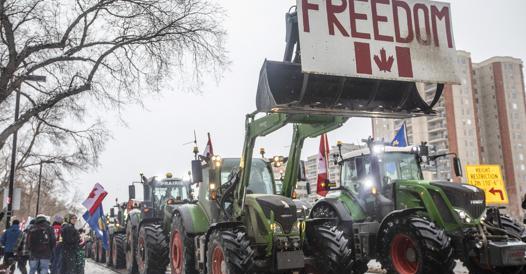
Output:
(128, 185), (136, 199)
(298, 160), (307, 181)
(192, 160), (203, 183)
(453, 157), (463, 177)
(306, 182), (311, 195)
(110, 208), (115, 218)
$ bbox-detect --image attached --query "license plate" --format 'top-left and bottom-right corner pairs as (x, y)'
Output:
(276, 250), (304, 270)
(503, 247), (526, 266)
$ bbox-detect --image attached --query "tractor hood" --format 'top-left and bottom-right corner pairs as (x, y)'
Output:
(431, 181), (486, 219)
(255, 195), (297, 234)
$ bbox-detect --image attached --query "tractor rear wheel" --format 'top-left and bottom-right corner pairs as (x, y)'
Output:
(106, 236), (113, 267)
(136, 224), (169, 274)
(380, 216), (454, 274)
(206, 228), (254, 274)
(307, 224), (354, 274)
(113, 234), (127, 269)
(170, 213), (197, 274)
(126, 221), (139, 274)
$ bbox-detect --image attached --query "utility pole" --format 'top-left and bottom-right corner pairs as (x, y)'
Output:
(36, 160), (55, 216)
(5, 75), (46, 227)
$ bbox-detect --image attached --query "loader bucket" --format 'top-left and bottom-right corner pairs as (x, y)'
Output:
(256, 60), (442, 119)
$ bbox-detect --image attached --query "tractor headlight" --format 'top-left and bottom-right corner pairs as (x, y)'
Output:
(270, 222), (284, 234)
(290, 221), (301, 234)
(455, 209), (472, 223)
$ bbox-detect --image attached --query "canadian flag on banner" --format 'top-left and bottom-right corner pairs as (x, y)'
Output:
(316, 134), (330, 197)
(355, 42), (414, 78)
(82, 183), (108, 215)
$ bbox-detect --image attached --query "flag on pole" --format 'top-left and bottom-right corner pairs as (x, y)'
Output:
(82, 183), (108, 215)
(203, 132), (214, 158)
(83, 206), (110, 250)
(391, 122), (408, 147)
(316, 134), (330, 197)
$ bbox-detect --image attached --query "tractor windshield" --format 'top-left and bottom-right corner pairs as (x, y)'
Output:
(153, 183), (189, 203)
(221, 158), (275, 195)
(379, 152), (423, 182)
(341, 152), (422, 194)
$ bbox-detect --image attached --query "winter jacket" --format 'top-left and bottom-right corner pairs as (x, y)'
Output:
(27, 220), (55, 259)
(1, 223), (21, 253)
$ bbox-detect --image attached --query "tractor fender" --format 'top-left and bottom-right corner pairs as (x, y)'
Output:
(171, 203), (210, 235)
(375, 207), (425, 253)
(127, 209), (142, 231)
(309, 197), (354, 235)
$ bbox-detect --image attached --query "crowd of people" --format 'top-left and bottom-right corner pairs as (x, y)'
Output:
(0, 213), (85, 274)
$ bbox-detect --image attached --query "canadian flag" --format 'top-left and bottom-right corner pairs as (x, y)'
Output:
(316, 134), (330, 197)
(203, 132), (214, 158)
(82, 183), (108, 216)
(355, 42), (414, 78)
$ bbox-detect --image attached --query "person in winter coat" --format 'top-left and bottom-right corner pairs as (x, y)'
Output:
(1, 219), (21, 272)
(15, 220), (34, 274)
(60, 214), (81, 274)
(27, 215), (55, 274)
(50, 216), (63, 274)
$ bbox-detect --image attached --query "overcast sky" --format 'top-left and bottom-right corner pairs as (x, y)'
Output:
(72, 0), (526, 209)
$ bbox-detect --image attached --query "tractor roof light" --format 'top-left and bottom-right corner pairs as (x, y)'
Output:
(211, 155), (222, 168)
(372, 144), (385, 155)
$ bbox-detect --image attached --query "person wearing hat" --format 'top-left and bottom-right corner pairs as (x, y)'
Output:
(61, 214), (81, 274)
(27, 215), (55, 274)
(1, 219), (21, 272)
(50, 215), (63, 274)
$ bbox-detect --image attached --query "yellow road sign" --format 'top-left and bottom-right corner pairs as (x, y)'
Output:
(466, 165), (509, 205)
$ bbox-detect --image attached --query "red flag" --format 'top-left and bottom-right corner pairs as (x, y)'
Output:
(203, 132), (214, 158)
(316, 134), (330, 197)
(82, 183), (108, 216)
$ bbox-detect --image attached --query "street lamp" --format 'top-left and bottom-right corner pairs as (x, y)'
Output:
(35, 160), (55, 216)
(6, 75), (46, 227)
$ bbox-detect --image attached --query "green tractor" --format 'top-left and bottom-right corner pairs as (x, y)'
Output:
(169, 114), (355, 274)
(125, 173), (192, 274)
(307, 140), (526, 274)
(105, 200), (127, 269)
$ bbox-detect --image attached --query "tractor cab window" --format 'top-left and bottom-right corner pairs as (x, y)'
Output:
(153, 183), (189, 204)
(221, 158), (274, 195)
(341, 156), (372, 194)
(379, 153), (423, 184)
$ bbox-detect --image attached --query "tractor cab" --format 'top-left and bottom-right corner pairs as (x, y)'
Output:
(339, 145), (424, 219)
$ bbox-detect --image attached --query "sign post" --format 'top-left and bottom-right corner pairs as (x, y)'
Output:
(466, 165), (509, 205)
(297, 0), (460, 84)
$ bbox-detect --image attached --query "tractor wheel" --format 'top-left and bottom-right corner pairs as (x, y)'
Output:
(95, 240), (100, 262)
(380, 216), (455, 274)
(206, 228), (254, 274)
(126, 221), (139, 274)
(499, 214), (526, 240)
(99, 240), (107, 263)
(307, 224), (354, 274)
(106, 236), (113, 267)
(136, 224), (170, 274)
(170, 213), (197, 274)
(113, 234), (127, 269)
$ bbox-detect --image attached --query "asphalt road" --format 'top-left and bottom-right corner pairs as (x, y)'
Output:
(71, 259), (469, 274)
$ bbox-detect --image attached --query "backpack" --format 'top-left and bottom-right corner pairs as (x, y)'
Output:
(28, 224), (51, 253)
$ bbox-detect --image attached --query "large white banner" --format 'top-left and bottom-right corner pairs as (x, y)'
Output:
(298, 0), (460, 84)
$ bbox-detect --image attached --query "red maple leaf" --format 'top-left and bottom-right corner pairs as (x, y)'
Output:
(374, 48), (394, 72)
(88, 189), (97, 199)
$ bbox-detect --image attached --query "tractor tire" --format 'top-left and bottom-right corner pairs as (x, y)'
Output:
(379, 216), (455, 274)
(95, 240), (100, 262)
(113, 234), (127, 269)
(500, 214), (526, 240)
(170, 213), (197, 274)
(206, 228), (254, 274)
(136, 224), (170, 274)
(126, 220), (139, 274)
(99, 240), (107, 263)
(106, 236), (113, 267)
(306, 224), (354, 274)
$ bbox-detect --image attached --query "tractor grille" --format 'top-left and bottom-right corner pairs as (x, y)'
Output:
(431, 182), (486, 219)
(256, 196), (297, 234)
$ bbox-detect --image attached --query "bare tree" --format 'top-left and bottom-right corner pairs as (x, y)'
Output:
(0, 0), (227, 151)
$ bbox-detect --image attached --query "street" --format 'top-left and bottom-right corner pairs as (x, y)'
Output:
(27, 259), (465, 274)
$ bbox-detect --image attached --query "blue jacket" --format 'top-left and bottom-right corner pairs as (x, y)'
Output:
(1, 224), (21, 253)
